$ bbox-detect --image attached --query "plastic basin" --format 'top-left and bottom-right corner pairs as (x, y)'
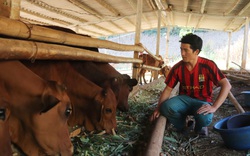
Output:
(213, 112), (250, 150)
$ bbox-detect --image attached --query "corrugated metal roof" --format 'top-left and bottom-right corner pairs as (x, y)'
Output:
(20, 0), (250, 38)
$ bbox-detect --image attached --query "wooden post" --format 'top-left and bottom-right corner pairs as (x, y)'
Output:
(9, 0), (20, 19)
(226, 32), (231, 69)
(132, 0), (143, 79)
(241, 17), (249, 69)
(153, 9), (162, 80)
(165, 26), (171, 65)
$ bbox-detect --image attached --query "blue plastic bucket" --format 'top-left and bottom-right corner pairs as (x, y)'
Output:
(213, 112), (250, 150)
(227, 114), (250, 129)
(241, 91), (250, 106)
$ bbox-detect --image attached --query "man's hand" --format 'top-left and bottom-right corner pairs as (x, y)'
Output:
(150, 109), (160, 122)
(197, 104), (217, 115)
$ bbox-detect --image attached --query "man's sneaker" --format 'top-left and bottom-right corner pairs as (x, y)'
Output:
(196, 127), (208, 136)
(181, 120), (195, 135)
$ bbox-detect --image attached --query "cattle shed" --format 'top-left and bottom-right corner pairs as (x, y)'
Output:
(1, 0), (250, 155)
(0, 0), (249, 70)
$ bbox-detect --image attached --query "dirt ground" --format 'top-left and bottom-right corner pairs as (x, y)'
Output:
(135, 75), (250, 156)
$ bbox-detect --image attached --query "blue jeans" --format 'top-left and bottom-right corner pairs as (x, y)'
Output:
(160, 95), (213, 132)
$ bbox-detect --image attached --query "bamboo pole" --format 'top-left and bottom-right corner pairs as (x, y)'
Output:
(140, 65), (161, 71)
(0, 37), (143, 63)
(0, 16), (144, 52)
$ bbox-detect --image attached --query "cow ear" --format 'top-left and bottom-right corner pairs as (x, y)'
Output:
(41, 94), (59, 113)
(94, 89), (105, 104)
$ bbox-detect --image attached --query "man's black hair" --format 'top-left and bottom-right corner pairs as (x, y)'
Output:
(180, 33), (203, 52)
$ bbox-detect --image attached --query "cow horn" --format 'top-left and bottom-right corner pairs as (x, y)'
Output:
(97, 130), (106, 135)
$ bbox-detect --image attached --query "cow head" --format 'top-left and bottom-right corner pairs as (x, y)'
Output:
(0, 98), (12, 156)
(159, 65), (171, 78)
(86, 88), (117, 134)
(106, 74), (138, 112)
(9, 81), (73, 156)
(156, 55), (165, 68)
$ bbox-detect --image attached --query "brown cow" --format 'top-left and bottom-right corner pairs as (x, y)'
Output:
(0, 97), (12, 156)
(70, 61), (138, 112)
(159, 65), (171, 78)
(22, 60), (117, 134)
(0, 60), (73, 156)
(39, 25), (137, 112)
(138, 54), (164, 85)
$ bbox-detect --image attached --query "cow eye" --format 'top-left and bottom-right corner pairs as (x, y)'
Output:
(65, 107), (72, 117)
(128, 86), (133, 92)
(105, 108), (112, 114)
(0, 109), (5, 120)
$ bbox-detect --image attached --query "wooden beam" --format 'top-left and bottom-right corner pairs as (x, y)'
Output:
(196, 15), (204, 29)
(68, 0), (126, 33)
(237, 1), (250, 15)
(200, 0), (207, 14)
(183, 0), (189, 12)
(147, 0), (156, 10)
(224, 0), (240, 15)
(224, 1), (250, 32)
(94, 0), (120, 16)
(126, 0), (151, 27)
(68, 0), (103, 19)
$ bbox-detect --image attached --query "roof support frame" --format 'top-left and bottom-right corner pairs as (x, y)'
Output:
(241, 17), (249, 69)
